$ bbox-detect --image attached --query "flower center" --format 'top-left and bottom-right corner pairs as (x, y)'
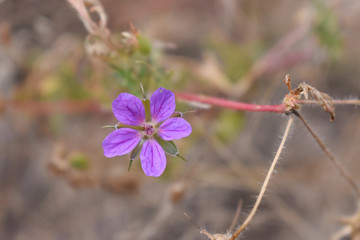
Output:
(143, 123), (155, 136)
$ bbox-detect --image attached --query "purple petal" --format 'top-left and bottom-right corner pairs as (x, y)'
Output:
(140, 139), (166, 177)
(158, 118), (192, 140)
(112, 93), (145, 126)
(150, 88), (175, 123)
(103, 128), (141, 158)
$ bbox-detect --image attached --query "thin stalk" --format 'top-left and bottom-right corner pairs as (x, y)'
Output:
(292, 110), (360, 198)
(230, 116), (294, 240)
(175, 92), (287, 113)
(299, 99), (360, 106)
(228, 199), (243, 232)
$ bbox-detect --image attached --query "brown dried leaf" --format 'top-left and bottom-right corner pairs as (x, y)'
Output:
(85, 35), (115, 56)
(67, 0), (107, 35)
(299, 82), (335, 121)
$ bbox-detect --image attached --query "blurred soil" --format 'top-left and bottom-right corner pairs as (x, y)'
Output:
(0, 0), (360, 240)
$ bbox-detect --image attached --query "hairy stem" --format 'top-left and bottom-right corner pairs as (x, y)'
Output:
(175, 92), (287, 113)
(292, 110), (360, 198)
(299, 99), (360, 106)
(228, 199), (243, 232)
(230, 116), (294, 239)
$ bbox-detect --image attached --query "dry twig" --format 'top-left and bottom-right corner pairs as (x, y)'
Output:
(292, 109), (360, 198)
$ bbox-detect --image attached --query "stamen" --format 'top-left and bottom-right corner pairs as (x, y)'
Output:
(143, 123), (155, 136)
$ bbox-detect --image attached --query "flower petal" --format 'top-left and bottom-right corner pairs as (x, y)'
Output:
(158, 118), (192, 140)
(103, 128), (141, 158)
(140, 139), (166, 177)
(150, 88), (175, 123)
(112, 93), (145, 126)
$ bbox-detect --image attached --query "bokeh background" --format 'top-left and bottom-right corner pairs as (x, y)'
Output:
(1, 0), (360, 239)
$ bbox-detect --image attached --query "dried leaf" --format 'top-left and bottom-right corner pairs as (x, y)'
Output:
(85, 35), (115, 56)
(299, 82), (335, 121)
(67, 0), (107, 35)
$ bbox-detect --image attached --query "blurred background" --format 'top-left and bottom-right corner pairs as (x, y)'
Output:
(1, 0), (360, 239)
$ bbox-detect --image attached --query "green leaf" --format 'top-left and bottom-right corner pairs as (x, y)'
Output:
(154, 135), (179, 156)
(130, 141), (143, 160)
(142, 99), (151, 122)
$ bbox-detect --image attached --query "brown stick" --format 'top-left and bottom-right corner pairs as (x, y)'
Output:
(292, 110), (360, 198)
(299, 99), (360, 106)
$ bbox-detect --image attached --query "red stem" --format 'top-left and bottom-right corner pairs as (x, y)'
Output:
(175, 92), (287, 113)
(1, 92), (291, 116)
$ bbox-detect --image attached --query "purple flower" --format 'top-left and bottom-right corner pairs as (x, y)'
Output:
(102, 88), (192, 177)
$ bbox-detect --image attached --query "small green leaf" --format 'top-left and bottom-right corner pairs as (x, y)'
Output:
(130, 141), (143, 160)
(154, 135), (179, 156)
(142, 99), (151, 122)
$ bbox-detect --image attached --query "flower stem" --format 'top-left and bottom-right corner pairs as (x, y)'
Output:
(230, 116), (294, 239)
(175, 92), (287, 113)
(299, 99), (360, 106)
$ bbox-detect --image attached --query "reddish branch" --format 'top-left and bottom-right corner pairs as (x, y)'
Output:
(1, 96), (287, 115)
(1, 93), (358, 116)
(175, 92), (287, 113)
